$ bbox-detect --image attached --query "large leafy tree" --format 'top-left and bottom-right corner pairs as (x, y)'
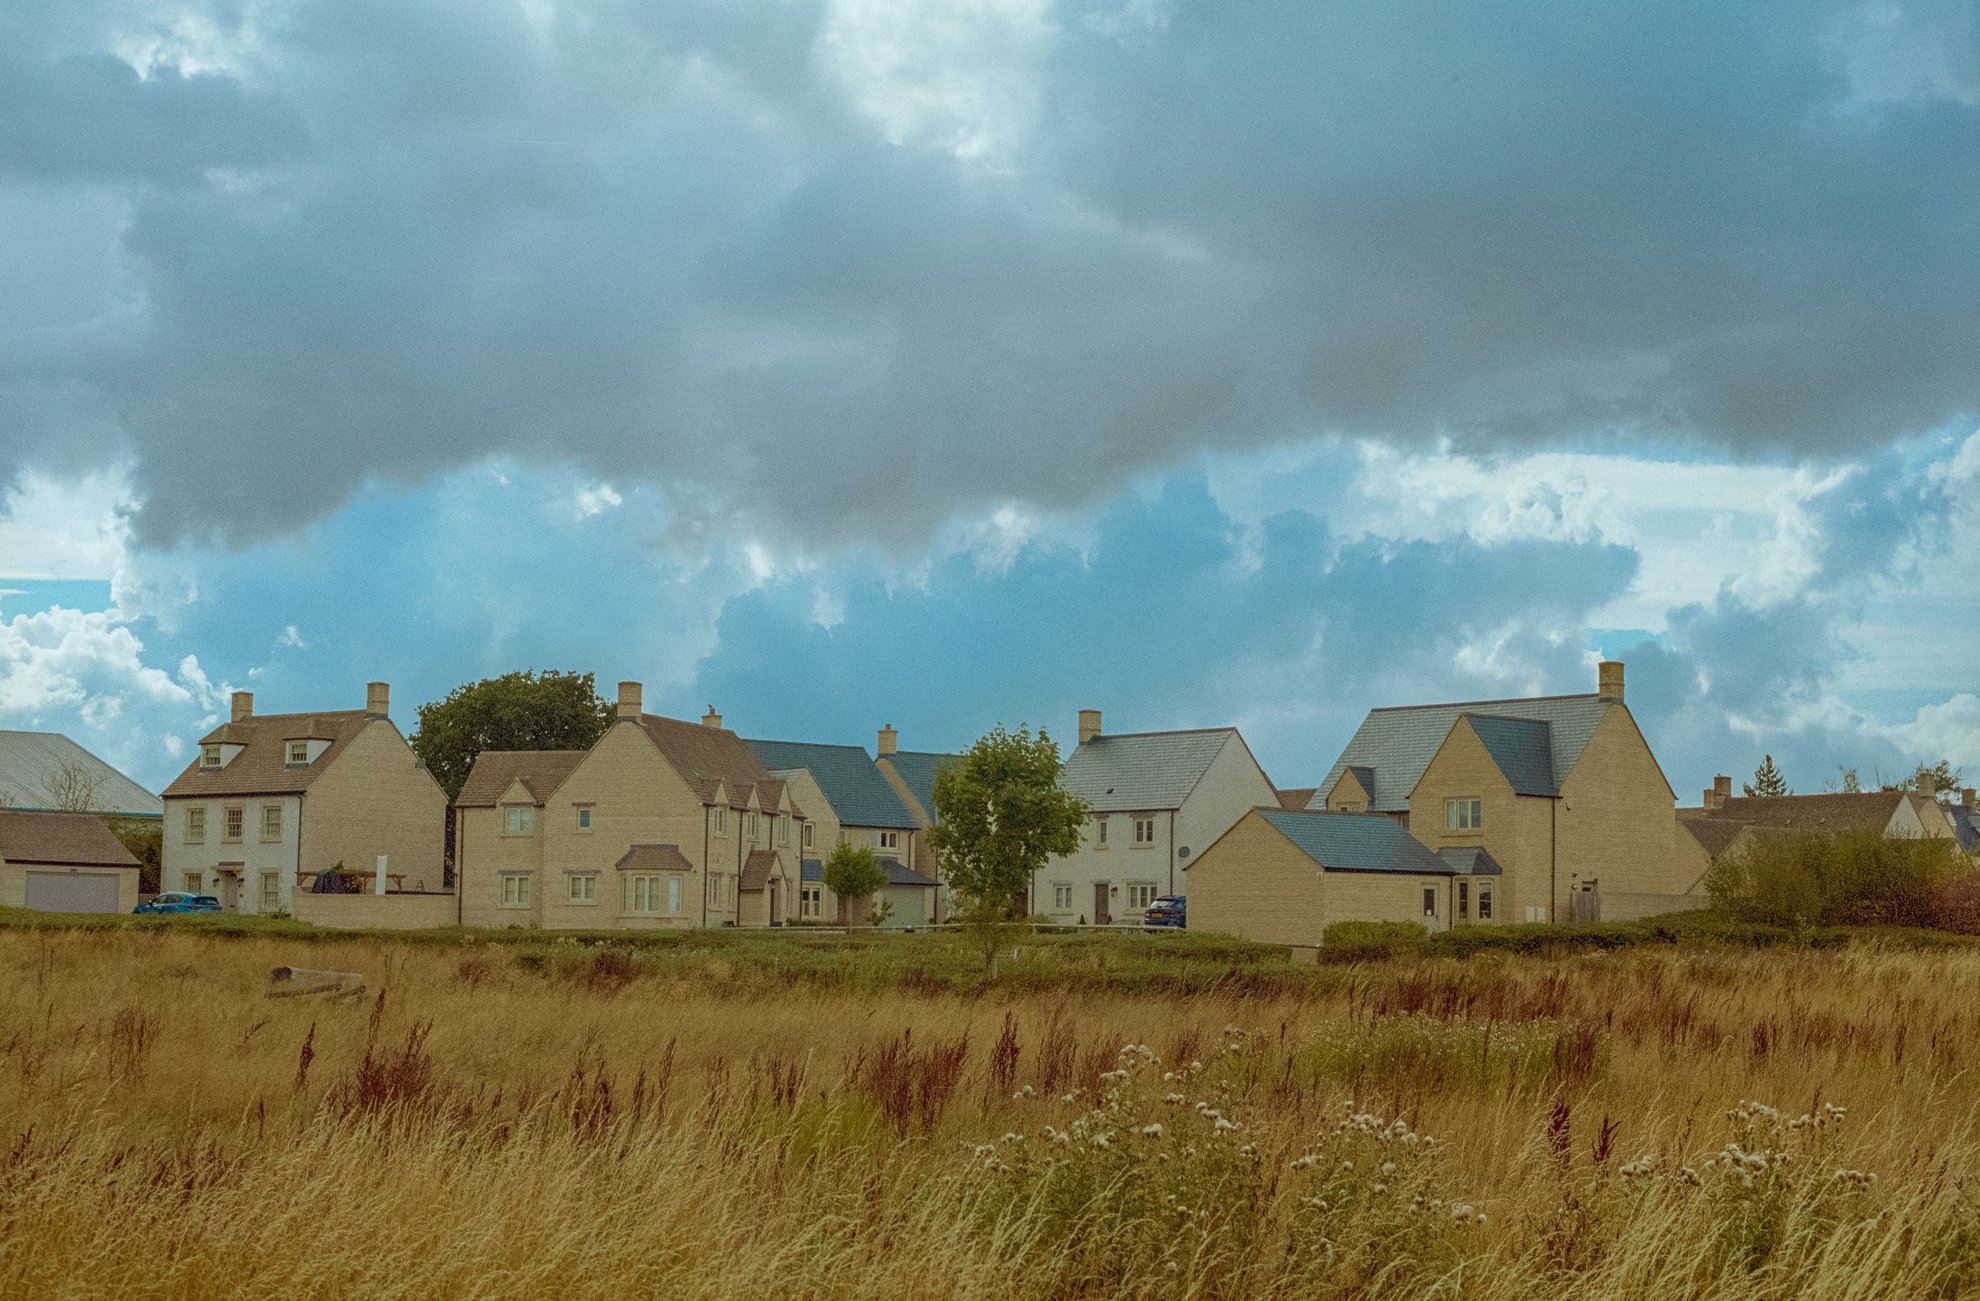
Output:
(929, 724), (1089, 977)
(412, 670), (614, 801)
(1744, 754), (1789, 798)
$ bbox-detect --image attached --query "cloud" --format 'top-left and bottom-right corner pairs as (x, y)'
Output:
(0, 0), (1972, 551)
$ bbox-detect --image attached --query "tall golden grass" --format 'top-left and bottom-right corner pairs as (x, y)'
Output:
(3, 929), (1978, 1298)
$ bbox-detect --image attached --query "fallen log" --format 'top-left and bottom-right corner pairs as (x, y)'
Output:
(266, 965), (366, 999)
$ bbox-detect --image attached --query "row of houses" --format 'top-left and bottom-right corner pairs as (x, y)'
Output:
(4, 661), (1972, 941)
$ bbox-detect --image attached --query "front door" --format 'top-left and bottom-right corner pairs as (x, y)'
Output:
(217, 870), (241, 913)
(1094, 882), (1111, 927)
(768, 878), (782, 926)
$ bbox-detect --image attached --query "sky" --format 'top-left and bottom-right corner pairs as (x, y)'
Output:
(1, 0), (1975, 801)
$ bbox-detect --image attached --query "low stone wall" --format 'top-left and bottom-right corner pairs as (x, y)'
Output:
(292, 891), (456, 931)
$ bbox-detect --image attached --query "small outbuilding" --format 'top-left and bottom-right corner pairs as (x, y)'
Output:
(0, 810), (142, 913)
(1187, 807), (1501, 944)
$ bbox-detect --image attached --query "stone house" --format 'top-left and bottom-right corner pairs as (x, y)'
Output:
(160, 684), (447, 915)
(1674, 777), (1970, 881)
(871, 726), (957, 906)
(1044, 711), (1279, 925)
(454, 684), (806, 929)
(0, 809), (142, 913)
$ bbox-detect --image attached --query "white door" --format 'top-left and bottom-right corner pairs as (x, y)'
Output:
(24, 871), (120, 913)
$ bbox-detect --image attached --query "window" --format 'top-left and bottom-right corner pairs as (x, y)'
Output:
(873, 830), (900, 851)
(1422, 887), (1438, 918)
(801, 884), (822, 919)
(747, 812), (760, 840)
(260, 873), (280, 912)
(803, 822), (813, 850)
(1477, 885), (1493, 921)
(1445, 798), (1483, 831)
(1133, 817), (1156, 846)
(500, 874), (531, 907)
(261, 804), (283, 842)
(503, 806), (534, 836)
(669, 877), (681, 914)
(569, 873), (598, 903)
(627, 875), (662, 914)
(285, 740), (309, 766)
(778, 818), (790, 847)
(222, 806), (244, 842)
(1458, 880), (1470, 921)
(184, 807), (206, 844)
(1052, 883), (1073, 910)
(1128, 883), (1157, 910)
(183, 871), (203, 892)
(713, 807), (726, 834)
(1095, 817), (1108, 847)
(200, 744), (221, 769)
(575, 806), (592, 831)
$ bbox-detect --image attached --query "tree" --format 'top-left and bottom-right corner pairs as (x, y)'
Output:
(1885, 760), (1966, 796)
(42, 760), (104, 812)
(1743, 754), (1789, 798)
(1835, 767), (1862, 794)
(928, 725), (1089, 978)
(820, 842), (889, 926)
(411, 670), (615, 802)
(108, 816), (162, 895)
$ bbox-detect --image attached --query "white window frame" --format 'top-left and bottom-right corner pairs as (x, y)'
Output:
(778, 817), (790, 846)
(260, 804), (283, 843)
(568, 873), (598, 904)
(713, 807), (726, 834)
(184, 806), (206, 844)
(1477, 884), (1493, 921)
(872, 829), (900, 851)
(503, 805), (535, 836)
(200, 745), (221, 770)
(1132, 816), (1156, 847)
(222, 805), (244, 843)
(183, 871), (203, 892)
(575, 805), (593, 831)
(285, 740), (309, 766)
(1095, 816), (1108, 848)
(1128, 883), (1157, 910)
(748, 812), (760, 840)
(1052, 883), (1073, 910)
(1445, 798), (1483, 831)
(260, 872), (280, 912)
(500, 873), (531, 908)
(802, 822), (813, 850)
(1422, 886), (1438, 918)
(627, 874), (663, 914)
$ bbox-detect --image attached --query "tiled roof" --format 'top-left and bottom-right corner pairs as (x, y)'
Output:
(878, 751), (955, 825)
(1950, 805), (1977, 851)
(614, 844), (695, 874)
(878, 856), (938, 887)
(739, 849), (781, 892)
(1310, 694), (1615, 814)
(800, 857), (823, 883)
(0, 731), (162, 817)
(1465, 715), (1559, 797)
(1680, 819), (1748, 859)
(746, 739), (918, 829)
(1062, 729), (1237, 812)
(161, 710), (376, 799)
(0, 810), (141, 868)
(1275, 787), (1317, 811)
(1694, 792), (1914, 836)
(455, 750), (587, 808)
(1256, 809), (1450, 875)
(636, 715), (776, 809)
(1436, 845), (1504, 875)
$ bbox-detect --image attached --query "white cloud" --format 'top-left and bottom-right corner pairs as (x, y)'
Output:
(0, 464), (136, 581)
(575, 483), (623, 519)
(276, 623), (306, 649)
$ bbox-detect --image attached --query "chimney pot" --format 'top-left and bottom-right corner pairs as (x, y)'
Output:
(366, 681), (389, 718)
(877, 724), (898, 757)
(616, 681), (643, 721)
(1714, 774), (1732, 799)
(1597, 660), (1625, 702)
(231, 691), (253, 722)
(702, 706), (723, 731)
(1918, 772), (1938, 799)
(1703, 787), (1716, 810)
(1078, 709), (1102, 746)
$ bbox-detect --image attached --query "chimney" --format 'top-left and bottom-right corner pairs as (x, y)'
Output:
(1918, 772), (1938, 799)
(1078, 709), (1102, 746)
(366, 682), (390, 719)
(1963, 788), (1975, 809)
(1702, 787), (1716, 810)
(702, 706), (723, 730)
(617, 681), (643, 722)
(1597, 660), (1625, 702)
(1714, 774), (1732, 804)
(877, 724), (898, 757)
(231, 691), (253, 722)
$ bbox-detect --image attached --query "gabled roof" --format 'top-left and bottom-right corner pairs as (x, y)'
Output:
(879, 857), (938, 887)
(1062, 728), (1239, 813)
(1311, 694), (1614, 814)
(1950, 804), (1977, 851)
(1436, 845), (1504, 875)
(1693, 791), (1918, 836)
(1680, 818), (1749, 860)
(746, 739), (918, 829)
(1464, 715), (1559, 797)
(162, 710), (377, 799)
(1256, 808), (1451, 875)
(0, 810), (140, 868)
(455, 750), (587, 808)
(1275, 787), (1317, 811)
(739, 849), (781, 892)
(615, 844), (695, 874)
(0, 731), (162, 817)
(635, 715), (777, 810)
(878, 750), (955, 825)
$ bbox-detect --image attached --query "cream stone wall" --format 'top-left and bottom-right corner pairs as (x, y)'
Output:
(1408, 722), (1550, 916)
(1187, 813), (1324, 944)
(0, 863), (140, 912)
(292, 891), (456, 930)
(303, 721), (448, 891)
(540, 723), (710, 931)
(456, 797), (547, 928)
(162, 794), (301, 912)
(1321, 871), (1452, 934)
(1554, 709), (1690, 913)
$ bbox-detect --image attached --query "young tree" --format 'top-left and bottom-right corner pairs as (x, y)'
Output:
(1887, 760), (1966, 796)
(1835, 766), (1862, 794)
(820, 842), (888, 925)
(1743, 754), (1789, 798)
(928, 725), (1089, 978)
(42, 761), (104, 812)
(411, 670), (615, 801)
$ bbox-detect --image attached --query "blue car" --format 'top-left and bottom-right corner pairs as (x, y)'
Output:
(134, 892), (223, 915)
(1144, 895), (1186, 928)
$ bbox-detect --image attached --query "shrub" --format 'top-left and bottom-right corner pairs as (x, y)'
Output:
(1708, 828), (1969, 929)
(1322, 920), (1427, 948)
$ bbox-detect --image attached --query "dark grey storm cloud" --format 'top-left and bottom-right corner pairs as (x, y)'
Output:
(1, 0), (1974, 546)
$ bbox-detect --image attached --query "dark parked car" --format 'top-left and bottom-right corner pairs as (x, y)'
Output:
(1144, 895), (1186, 928)
(134, 892), (222, 915)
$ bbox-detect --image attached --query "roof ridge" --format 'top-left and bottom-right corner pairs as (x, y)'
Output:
(1370, 693), (1601, 713)
(1082, 726), (1238, 742)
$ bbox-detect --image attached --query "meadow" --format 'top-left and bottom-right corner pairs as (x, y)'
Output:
(3, 921), (1979, 1298)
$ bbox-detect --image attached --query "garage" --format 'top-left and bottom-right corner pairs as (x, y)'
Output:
(25, 870), (122, 914)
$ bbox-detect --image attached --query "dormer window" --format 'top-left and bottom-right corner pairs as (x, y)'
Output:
(286, 740), (310, 766)
(201, 744), (221, 769)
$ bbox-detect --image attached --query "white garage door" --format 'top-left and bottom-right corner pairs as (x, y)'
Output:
(24, 871), (120, 914)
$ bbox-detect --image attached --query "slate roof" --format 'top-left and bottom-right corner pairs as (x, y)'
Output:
(0, 809), (141, 868)
(1950, 804), (1977, 852)
(636, 715), (779, 811)
(879, 857), (938, 888)
(1062, 728), (1238, 813)
(1466, 715), (1560, 797)
(878, 750), (954, 825)
(162, 710), (378, 799)
(745, 739), (918, 829)
(1435, 845), (1504, 875)
(739, 849), (781, 892)
(1679, 819), (1749, 860)
(1694, 792), (1916, 836)
(1310, 694), (1617, 814)
(1275, 787), (1316, 811)
(1256, 809), (1451, 875)
(614, 844), (695, 874)
(800, 857), (823, 883)
(0, 731), (162, 817)
(455, 750), (587, 808)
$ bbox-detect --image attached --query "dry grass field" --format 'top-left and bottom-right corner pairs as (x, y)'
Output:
(4, 925), (1979, 1299)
